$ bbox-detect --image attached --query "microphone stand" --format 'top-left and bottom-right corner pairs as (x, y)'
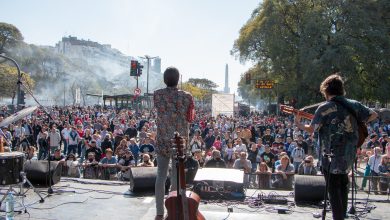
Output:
(348, 158), (357, 215)
(47, 145), (53, 194)
(322, 151), (334, 220)
(17, 73), (58, 195)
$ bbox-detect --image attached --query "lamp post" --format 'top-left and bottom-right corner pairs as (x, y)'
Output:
(139, 55), (158, 108)
(0, 54), (22, 110)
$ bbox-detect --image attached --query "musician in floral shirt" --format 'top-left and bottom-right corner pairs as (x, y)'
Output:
(154, 67), (195, 220)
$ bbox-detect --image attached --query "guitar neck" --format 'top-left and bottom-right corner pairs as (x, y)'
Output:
(280, 105), (314, 120)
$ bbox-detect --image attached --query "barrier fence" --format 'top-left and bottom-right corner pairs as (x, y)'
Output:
(59, 164), (390, 195)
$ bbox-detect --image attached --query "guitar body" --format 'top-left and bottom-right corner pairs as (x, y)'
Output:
(165, 191), (205, 220)
(164, 132), (205, 220)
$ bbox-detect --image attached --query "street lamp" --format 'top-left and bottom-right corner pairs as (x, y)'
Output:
(139, 55), (158, 108)
(0, 53), (22, 110)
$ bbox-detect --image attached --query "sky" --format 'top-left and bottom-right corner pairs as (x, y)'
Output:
(1, 0), (261, 94)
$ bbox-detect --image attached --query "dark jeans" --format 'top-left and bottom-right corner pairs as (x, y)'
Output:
(323, 171), (349, 220)
(68, 144), (77, 155)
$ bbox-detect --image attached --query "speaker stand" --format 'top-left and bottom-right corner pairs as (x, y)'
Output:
(19, 171), (45, 203)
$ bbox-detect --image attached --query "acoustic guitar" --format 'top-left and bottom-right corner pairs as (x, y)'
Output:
(280, 104), (367, 148)
(280, 105), (314, 120)
(164, 132), (205, 220)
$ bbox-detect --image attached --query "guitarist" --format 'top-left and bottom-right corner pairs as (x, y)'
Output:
(154, 67), (195, 220)
(294, 74), (377, 220)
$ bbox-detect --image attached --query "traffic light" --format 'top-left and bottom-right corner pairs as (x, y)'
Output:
(137, 63), (144, 76)
(245, 73), (251, 85)
(130, 60), (138, 76)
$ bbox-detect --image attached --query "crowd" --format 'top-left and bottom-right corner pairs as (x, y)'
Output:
(0, 104), (389, 192)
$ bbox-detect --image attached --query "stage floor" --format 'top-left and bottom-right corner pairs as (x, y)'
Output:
(0, 177), (389, 220)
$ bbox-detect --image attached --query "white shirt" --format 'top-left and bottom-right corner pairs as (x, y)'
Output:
(14, 126), (25, 138)
(368, 154), (382, 173)
(61, 128), (71, 140)
(235, 144), (247, 153)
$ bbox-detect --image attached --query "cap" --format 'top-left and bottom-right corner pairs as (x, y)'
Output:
(370, 133), (377, 139)
(381, 133), (388, 137)
(276, 134), (282, 138)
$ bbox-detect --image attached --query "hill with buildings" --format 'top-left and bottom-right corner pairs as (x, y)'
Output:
(7, 36), (163, 105)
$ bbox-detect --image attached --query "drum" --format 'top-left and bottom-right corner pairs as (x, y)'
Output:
(0, 152), (25, 185)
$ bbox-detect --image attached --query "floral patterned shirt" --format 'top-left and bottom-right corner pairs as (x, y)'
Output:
(154, 87), (195, 157)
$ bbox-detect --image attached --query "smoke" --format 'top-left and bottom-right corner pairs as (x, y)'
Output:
(7, 38), (164, 106)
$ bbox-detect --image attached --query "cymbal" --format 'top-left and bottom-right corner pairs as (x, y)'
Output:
(0, 106), (38, 127)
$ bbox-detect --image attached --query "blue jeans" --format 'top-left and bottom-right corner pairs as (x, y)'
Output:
(38, 147), (48, 160)
(68, 144), (77, 155)
(293, 161), (301, 173)
(155, 154), (177, 216)
(63, 140), (68, 155)
(79, 145), (86, 163)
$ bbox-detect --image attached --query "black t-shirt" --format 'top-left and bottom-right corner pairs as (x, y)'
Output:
(204, 158), (227, 168)
(49, 155), (65, 161)
(367, 140), (380, 149)
(262, 135), (274, 145)
(101, 139), (113, 153)
(261, 151), (275, 168)
(86, 147), (103, 161)
(124, 127), (137, 139)
(381, 140), (388, 152)
(297, 141), (309, 154)
(120, 156), (134, 167)
(139, 144), (155, 153)
(247, 148), (258, 163)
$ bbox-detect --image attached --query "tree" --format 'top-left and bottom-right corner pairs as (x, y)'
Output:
(188, 78), (218, 90)
(0, 22), (23, 53)
(182, 82), (207, 101)
(0, 64), (35, 103)
(233, 0), (390, 107)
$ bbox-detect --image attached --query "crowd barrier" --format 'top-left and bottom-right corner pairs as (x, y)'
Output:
(59, 164), (390, 195)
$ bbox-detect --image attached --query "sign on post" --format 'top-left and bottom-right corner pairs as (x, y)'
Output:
(134, 88), (141, 96)
(255, 80), (275, 89)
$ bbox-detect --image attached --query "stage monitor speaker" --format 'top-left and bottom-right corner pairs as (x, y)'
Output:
(193, 168), (244, 200)
(24, 160), (62, 187)
(129, 167), (170, 192)
(294, 175), (326, 204)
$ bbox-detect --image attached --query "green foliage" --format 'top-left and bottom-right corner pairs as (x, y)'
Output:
(186, 78), (218, 103)
(0, 22), (23, 53)
(188, 78), (218, 90)
(0, 64), (35, 98)
(182, 82), (207, 100)
(233, 0), (390, 107)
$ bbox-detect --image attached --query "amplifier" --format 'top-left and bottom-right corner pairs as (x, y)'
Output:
(193, 168), (245, 200)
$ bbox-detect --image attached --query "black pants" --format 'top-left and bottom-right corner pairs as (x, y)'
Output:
(323, 171), (349, 220)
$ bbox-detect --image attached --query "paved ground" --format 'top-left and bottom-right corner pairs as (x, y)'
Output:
(0, 177), (389, 220)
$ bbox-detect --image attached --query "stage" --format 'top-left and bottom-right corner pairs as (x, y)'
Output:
(0, 177), (389, 220)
